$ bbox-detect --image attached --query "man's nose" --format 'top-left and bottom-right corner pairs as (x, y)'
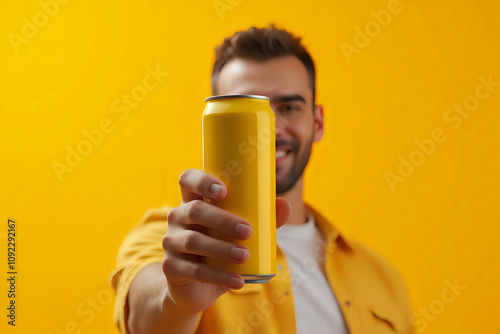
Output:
(274, 112), (287, 137)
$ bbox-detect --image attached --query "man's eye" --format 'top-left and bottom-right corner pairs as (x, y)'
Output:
(280, 105), (299, 115)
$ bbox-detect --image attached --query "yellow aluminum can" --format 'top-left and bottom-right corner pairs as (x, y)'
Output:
(202, 95), (276, 283)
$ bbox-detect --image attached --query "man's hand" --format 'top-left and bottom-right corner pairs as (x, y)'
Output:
(161, 168), (291, 315)
(127, 168), (290, 334)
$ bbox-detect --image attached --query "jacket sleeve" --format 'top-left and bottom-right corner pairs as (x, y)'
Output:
(108, 208), (169, 333)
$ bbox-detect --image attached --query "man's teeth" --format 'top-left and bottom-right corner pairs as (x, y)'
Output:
(276, 151), (287, 158)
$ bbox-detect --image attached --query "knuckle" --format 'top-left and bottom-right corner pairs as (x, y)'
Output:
(212, 240), (225, 257)
(186, 200), (204, 219)
(216, 211), (229, 229)
(166, 207), (177, 222)
(189, 264), (202, 279)
(182, 231), (199, 250)
(162, 256), (175, 275)
(178, 169), (193, 187)
(197, 174), (213, 195)
(162, 233), (172, 251)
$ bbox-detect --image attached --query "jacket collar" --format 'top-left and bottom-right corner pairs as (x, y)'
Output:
(305, 203), (353, 252)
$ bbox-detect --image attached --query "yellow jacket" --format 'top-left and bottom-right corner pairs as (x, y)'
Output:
(110, 205), (414, 333)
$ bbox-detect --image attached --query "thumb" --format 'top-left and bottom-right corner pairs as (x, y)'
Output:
(276, 197), (291, 229)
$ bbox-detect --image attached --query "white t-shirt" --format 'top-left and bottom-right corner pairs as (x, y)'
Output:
(276, 214), (349, 334)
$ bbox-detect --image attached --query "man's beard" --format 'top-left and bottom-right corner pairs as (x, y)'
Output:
(276, 135), (314, 194)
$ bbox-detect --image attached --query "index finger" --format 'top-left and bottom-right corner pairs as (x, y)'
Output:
(178, 168), (228, 203)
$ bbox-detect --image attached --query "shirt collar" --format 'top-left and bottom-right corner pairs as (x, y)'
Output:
(305, 203), (353, 252)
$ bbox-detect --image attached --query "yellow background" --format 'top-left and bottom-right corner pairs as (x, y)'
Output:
(1, 0), (499, 333)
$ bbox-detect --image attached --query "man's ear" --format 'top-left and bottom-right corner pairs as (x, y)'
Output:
(313, 105), (324, 142)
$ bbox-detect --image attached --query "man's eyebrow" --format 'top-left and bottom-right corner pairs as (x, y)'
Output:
(274, 94), (306, 104)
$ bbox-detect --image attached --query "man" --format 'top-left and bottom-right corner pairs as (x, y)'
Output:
(110, 25), (414, 334)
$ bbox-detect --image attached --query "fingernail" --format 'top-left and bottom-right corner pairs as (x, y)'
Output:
(209, 184), (223, 199)
(231, 247), (249, 262)
(229, 276), (244, 288)
(235, 223), (252, 239)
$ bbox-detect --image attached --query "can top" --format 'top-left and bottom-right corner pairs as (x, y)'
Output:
(205, 94), (270, 102)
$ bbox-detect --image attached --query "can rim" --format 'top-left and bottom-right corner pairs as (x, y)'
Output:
(205, 94), (270, 102)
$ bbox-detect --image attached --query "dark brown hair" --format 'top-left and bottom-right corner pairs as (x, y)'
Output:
(211, 25), (316, 104)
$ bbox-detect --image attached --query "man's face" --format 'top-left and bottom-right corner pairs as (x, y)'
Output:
(216, 55), (324, 194)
